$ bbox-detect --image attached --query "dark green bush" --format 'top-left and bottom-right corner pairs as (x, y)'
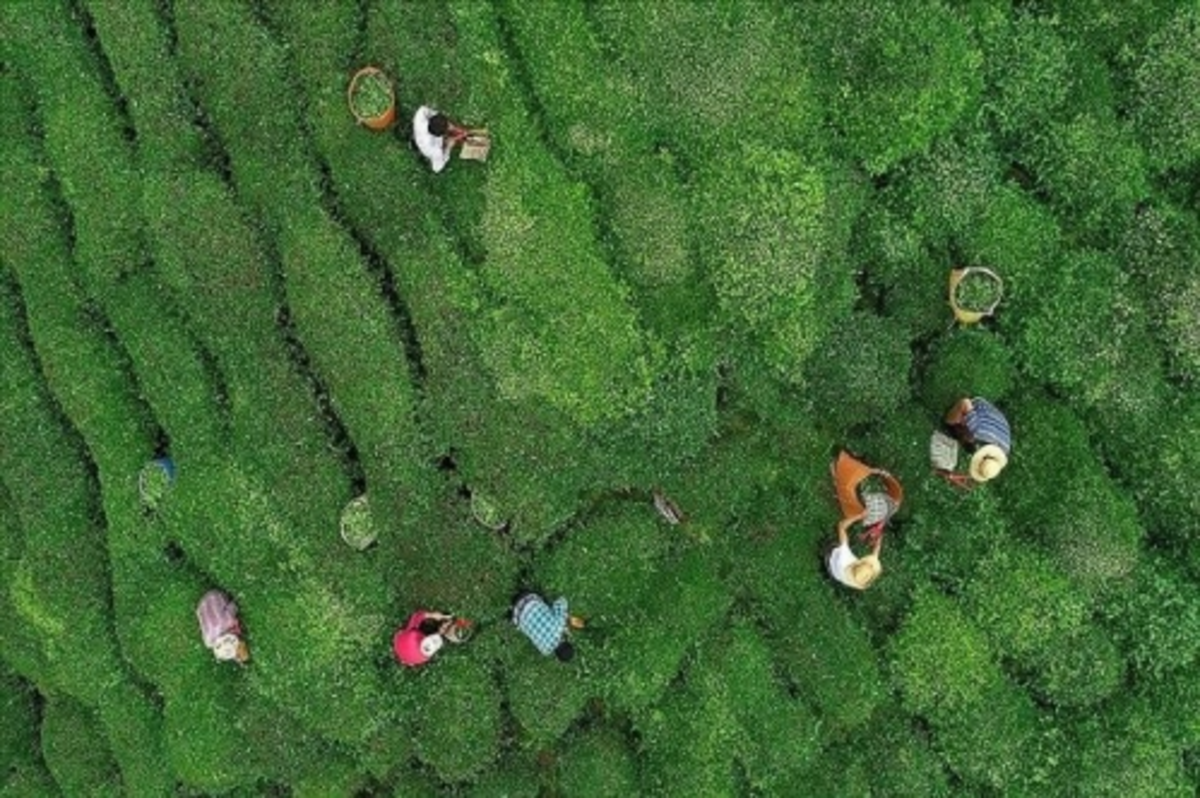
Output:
(1028, 626), (1124, 710)
(556, 727), (640, 798)
(40, 697), (122, 796)
(803, 312), (913, 430)
(598, 549), (731, 715)
(930, 679), (1039, 792)
(1067, 699), (1192, 798)
(410, 655), (502, 783)
(1107, 555), (1200, 681)
(919, 328), (1016, 416)
(1135, 8), (1200, 170)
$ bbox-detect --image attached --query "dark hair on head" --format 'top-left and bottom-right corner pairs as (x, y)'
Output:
(554, 640), (575, 663)
(418, 618), (442, 636)
(428, 113), (450, 136)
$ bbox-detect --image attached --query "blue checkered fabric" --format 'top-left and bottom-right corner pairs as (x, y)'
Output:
(965, 398), (1012, 454)
(512, 594), (568, 656)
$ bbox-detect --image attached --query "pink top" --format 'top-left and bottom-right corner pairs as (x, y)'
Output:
(196, 590), (241, 648)
(393, 610), (430, 667)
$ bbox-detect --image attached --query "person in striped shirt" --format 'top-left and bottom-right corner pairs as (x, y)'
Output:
(945, 396), (1012, 483)
(511, 592), (580, 662)
(196, 589), (249, 664)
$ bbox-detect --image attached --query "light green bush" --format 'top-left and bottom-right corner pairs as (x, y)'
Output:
(891, 589), (1000, 722)
(806, 0), (983, 174)
(964, 548), (1089, 660)
(982, 10), (1074, 137)
(1136, 8), (1200, 170)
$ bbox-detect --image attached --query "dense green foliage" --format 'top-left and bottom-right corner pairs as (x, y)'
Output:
(0, 0), (1198, 794)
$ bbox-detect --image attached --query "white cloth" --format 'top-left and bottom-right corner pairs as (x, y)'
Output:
(827, 542), (862, 589)
(413, 106), (451, 173)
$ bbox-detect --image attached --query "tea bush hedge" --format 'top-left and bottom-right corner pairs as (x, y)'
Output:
(1, 1), (1198, 794)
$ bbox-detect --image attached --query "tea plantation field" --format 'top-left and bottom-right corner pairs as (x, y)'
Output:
(2, 1), (1200, 795)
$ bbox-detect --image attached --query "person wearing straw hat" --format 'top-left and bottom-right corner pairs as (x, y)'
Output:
(393, 609), (455, 667)
(196, 589), (250, 665)
(944, 396), (1012, 483)
(826, 492), (893, 590)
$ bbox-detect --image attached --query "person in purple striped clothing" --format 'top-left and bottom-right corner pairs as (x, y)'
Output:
(196, 589), (249, 664)
(945, 396), (1012, 483)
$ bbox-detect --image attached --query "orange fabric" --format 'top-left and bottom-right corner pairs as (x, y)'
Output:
(832, 451), (903, 520)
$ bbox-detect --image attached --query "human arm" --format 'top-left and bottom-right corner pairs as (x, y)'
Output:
(836, 515), (859, 546)
(945, 397), (972, 426)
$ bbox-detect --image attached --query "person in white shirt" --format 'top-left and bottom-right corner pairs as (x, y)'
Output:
(412, 105), (464, 173)
(826, 505), (886, 590)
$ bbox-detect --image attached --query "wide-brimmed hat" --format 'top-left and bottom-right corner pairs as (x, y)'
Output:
(970, 445), (1008, 482)
(848, 555), (882, 589)
(212, 633), (240, 662)
(420, 634), (445, 658)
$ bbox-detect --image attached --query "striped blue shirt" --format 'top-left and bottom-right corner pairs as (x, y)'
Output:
(965, 398), (1011, 453)
(512, 594), (568, 656)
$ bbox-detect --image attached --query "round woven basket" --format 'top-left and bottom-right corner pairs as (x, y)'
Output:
(347, 66), (396, 131)
(339, 494), (377, 550)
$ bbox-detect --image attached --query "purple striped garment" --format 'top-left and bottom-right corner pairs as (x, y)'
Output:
(965, 398), (1012, 454)
(196, 590), (240, 648)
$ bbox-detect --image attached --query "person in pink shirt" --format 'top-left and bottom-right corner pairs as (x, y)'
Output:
(196, 589), (249, 664)
(393, 609), (454, 667)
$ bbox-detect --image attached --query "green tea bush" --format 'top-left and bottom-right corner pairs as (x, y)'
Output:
(694, 147), (859, 384)
(1120, 204), (1200, 385)
(500, 640), (593, 747)
(40, 697), (122, 795)
(918, 328), (1016, 416)
(896, 132), (1004, 246)
(410, 655), (502, 783)
(859, 706), (951, 798)
(535, 504), (672, 622)
(636, 677), (737, 798)
(1027, 113), (1149, 247)
(930, 679), (1039, 792)
(716, 624), (820, 790)
(1135, 8), (1200, 171)
(588, 1), (822, 153)
(964, 548), (1089, 661)
(982, 10), (1074, 138)
(891, 588), (1000, 722)
(1067, 700), (1192, 798)
(802, 312), (913, 430)
(1014, 249), (1145, 406)
(1028, 626), (1124, 710)
(1, 1), (145, 288)
(556, 727), (640, 798)
(748, 556), (886, 733)
(0, 670), (36, 781)
(599, 549), (730, 715)
(1106, 555), (1200, 681)
(806, 0), (983, 174)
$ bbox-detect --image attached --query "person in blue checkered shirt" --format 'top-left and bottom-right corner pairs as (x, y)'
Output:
(512, 591), (578, 662)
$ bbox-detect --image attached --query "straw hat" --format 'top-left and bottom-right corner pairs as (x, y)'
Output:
(969, 445), (1008, 482)
(212, 633), (240, 662)
(848, 555), (882, 590)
